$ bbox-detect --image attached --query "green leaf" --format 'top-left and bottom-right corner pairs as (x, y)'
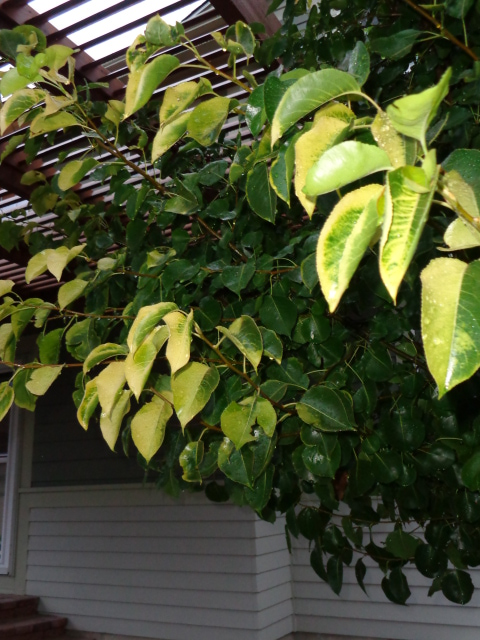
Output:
(0, 280), (14, 297)
(304, 141), (392, 197)
(445, 0), (474, 18)
(441, 570), (474, 604)
(11, 298), (42, 338)
(415, 544), (448, 578)
(58, 158), (98, 191)
(0, 88), (45, 135)
(217, 315), (263, 371)
(96, 361), (126, 417)
(380, 166), (437, 302)
(302, 434), (341, 477)
(297, 386), (355, 432)
(245, 85), (266, 136)
(131, 395), (173, 463)
(58, 279), (88, 310)
(0, 323), (15, 362)
(271, 69), (361, 144)
(348, 41), (370, 86)
(386, 69), (451, 150)
(127, 301), (177, 354)
(221, 261), (256, 296)
(355, 558), (368, 594)
(370, 29), (421, 61)
(461, 452), (480, 490)
(246, 162), (277, 223)
(260, 327), (283, 365)
(327, 556), (343, 595)
(164, 309), (193, 374)
(99, 389), (131, 451)
(382, 568), (411, 605)
(259, 295), (297, 337)
(37, 328), (62, 365)
(25, 365), (63, 396)
(0, 67), (40, 97)
(421, 258), (480, 396)
(124, 54), (180, 119)
(0, 382), (14, 422)
(294, 116), (349, 216)
(317, 184), (384, 312)
(76, 379), (99, 430)
(221, 400), (257, 449)
(270, 138), (295, 205)
(25, 252), (48, 284)
(46, 244), (86, 282)
(12, 369), (36, 411)
(245, 464), (274, 513)
(152, 112), (190, 161)
(385, 529), (421, 560)
(172, 362), (220, 429)
(125, 325), (169, 400)
(0, 134), (25, 164)
(160, 81), (199, 124)
(180, 441), (204, 482)
(218, 438), (255, 488)
(145, 14), (181, 46)
(188, 96), (230, 146)
(235, 21), (255, 57)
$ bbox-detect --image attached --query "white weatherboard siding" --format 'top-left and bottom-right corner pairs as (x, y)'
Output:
(292, 534), (480, 640)
(23, 485), (294, 640)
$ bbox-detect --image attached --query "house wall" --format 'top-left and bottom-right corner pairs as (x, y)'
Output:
(22, 486), (293, 640)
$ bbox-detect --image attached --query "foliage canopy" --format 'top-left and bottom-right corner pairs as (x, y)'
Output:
(2, 0), (480, 605)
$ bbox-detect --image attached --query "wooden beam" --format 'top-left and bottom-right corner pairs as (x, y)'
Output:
(208, 0), (281, 36)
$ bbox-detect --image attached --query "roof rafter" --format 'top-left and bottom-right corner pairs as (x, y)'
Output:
(208, 0), (280, 36)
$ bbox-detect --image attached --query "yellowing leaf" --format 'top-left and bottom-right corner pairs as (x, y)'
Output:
(0, 280), (14, 297)
(125, 325), (169, 400)
(172, 362), (220, 429)
(100, 389), (131, 451)
(25, 365), (63, 396)
(294, 116), (349, 217)
(127, 301), (177, 354)
(83, 343), (129, 374)
(317, 184), (384, 311)
(0, 382), (13, 422)
(188, 97), (230, 146)
(380, 166), (438, 302)
(131, 395), (173, 463)
(164, 309), (193, 374)
(76, 378), (98, 430)
(96, 360), (126, 417)
(151, 112), (189, 162)
(421, 258), (480, 396)
(124, 54), (180, 119)
(371, 110), (410, 168)
(25, 251), (48, 284)
(29, 111), (79, 136)
(160, 81), (198, 123)
(217, 315), (263, 371)
(0, 88), (45, 135)
(58, 279), (88, 310)
(443, 218), (480, 251)
(221, 400), (257, 449)
(58, 158), (98, 191)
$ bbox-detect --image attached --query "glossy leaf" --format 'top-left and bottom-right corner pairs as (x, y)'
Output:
(124, 54), (180, 118)
(127, 301), (177, 354)
(164, 309), (193, 374)
(217, 315), (263, 371)
(160, 81), (198, 124)
(348, 41), (370, 86)
(441, 570), (474, 604)
(260, 327), (283, 365)
(382, 568), (411, 605)
(221, 261), (256, 296)
(125, 325), (169, 400)
(259, 295), (297, 337)
(0, 88), (45, 135)
(246, 162), (277, 223)
(218, 438), (254, 488)
(58, 279), (88, 310)
(83, 343), (129, 374)
(386, 68), (451, 150)
(317, 184), (383, 311)
(270, 138), (295, 205)
(443, 218), (480, 250)
(421, 258), (480, 396)
(380, 166), (437, 302)
(96, 360), (126, 417)
(294, 116), (349, 216)
(221, 400), (257, 449)
(0, 382), (14, 422)
(304, 141), (392, 197)
(188, 97), (230, 146)
(271, 69), (361, 144)
(152, 112), (190, 161)
(386, 529), (421, 560)
(131, 395), (173, 463)
(302, 434), (341, 477)
(180, 441), (204, 482)
(297, 386), (355, 432)
(99, 389), (131, 451)
(58, 158), (98, 191)
(172, 362), (220, 429)
(245, 84), (266, 136)
(371, 111), (410, 168)
(76, 379), (98, 430)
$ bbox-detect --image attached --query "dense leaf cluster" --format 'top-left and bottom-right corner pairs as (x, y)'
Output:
(1, 0), (480, 605)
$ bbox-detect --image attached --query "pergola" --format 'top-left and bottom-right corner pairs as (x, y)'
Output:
(0, 0), (280, 294)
